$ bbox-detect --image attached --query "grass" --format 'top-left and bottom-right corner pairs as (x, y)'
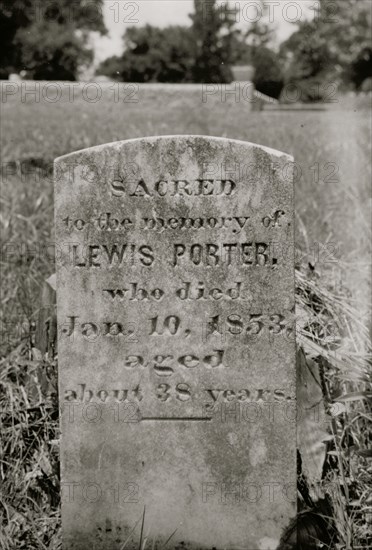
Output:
(0, 83), (371, 549)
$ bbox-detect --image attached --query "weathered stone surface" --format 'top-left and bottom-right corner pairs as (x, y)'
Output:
(55, 136), (296, 550)
(231, 65), (254, 82)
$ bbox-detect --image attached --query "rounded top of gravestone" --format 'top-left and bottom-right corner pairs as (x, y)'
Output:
(55, 135), (293, 164)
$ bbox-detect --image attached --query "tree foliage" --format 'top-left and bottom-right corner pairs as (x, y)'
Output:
(349, 47), (372, 90)
(98, 0), (241, 85)
(96, 0), (370, 96)
(116, 25), (196, 83)
(280, 0), (372, 93)
(99, 0), (281, 89)
(190, 0), (237, 83)
(250, 47), (284, 99)
(97, 55), (123, 81)
(228, 2), (283, 99)
(0, 0), (106, 79)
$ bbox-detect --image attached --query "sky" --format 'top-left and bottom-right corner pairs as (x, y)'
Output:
(94, 0), (314, 64)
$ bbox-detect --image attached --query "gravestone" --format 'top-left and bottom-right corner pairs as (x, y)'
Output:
(231, 65), (254, 82)
(55, 136), (296, 550)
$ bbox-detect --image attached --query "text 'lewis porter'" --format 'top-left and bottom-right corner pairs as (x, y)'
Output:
(70, 242), (280, 268)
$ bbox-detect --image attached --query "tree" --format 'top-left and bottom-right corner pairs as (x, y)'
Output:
(98, 25), (196, 83)
(314, 0), (372, 70)
(190, 0), (238, 83)
(227, 2), (283, 98)
(97, 56), (123, 81)
(280, 0), (372, 95)
(0, 0), (106, 79)
(251, 47), (284, 99)
(99, 1), (240, 83)
(349, 47), (372, 90)
(16, 21), (94, 81)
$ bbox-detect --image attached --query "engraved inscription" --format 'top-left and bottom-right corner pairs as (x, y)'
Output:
(103, 281), (249, 302)
(69, 242), (279, 268)
(55, 137), (295, 547)
(62, 212), (289, 233)
(141, 215), (250, 233)
(110, 178), (237, 197)
(61, 347), (227, 376)
(72, 244), (154, 267)
(62, 214), (253, 233)
(173, 242), (277, 267)
(204, 313), (292, 339)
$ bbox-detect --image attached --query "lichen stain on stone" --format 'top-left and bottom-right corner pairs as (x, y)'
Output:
(249, 439), (268, 468)
(227, 431), (239, 447)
